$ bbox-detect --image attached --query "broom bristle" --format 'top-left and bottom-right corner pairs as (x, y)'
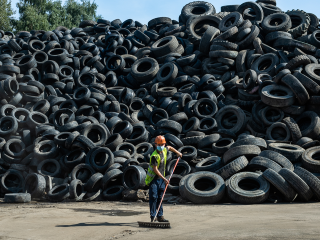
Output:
(138, 221), (171, 228)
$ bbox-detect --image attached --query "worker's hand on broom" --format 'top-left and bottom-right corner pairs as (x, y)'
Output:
(163, 178), (169, 185)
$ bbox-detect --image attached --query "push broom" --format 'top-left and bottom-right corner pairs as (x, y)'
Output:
(138, 157), (181, 228)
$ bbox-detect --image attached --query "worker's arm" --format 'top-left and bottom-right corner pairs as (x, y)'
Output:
(152, 165), (169, 185)
(167, 146), (183, 158)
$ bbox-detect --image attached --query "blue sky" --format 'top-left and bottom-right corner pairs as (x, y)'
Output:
(10, 0), (319, 25)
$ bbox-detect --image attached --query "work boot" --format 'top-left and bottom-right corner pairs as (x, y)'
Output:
(157, 216), (169, 222)
(151, 217), (157, 222)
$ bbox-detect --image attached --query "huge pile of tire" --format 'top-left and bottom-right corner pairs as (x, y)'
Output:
(1, 0), (320, 204)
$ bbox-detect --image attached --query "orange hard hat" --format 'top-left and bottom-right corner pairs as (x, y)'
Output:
(155, 135), (166, 145)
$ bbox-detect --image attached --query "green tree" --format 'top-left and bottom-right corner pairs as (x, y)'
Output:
(13, 0), (100, 32)
(0, 0), (15, 31)
(64, 0), (99, 29)
(12, 1), (50, 31)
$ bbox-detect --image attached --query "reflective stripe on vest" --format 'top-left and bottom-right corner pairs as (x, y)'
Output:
(145, 148), (167, 186)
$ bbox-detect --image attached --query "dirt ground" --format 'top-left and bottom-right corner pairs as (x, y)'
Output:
(0, 199), (320, 240)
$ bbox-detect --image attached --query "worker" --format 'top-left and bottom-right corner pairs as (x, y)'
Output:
(145, 135), (183, 222)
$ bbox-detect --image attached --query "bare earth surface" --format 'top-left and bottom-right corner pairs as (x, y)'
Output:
(0, 200), (320, 240)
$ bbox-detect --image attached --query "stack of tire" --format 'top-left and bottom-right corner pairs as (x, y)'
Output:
(1, 0), (320, 204)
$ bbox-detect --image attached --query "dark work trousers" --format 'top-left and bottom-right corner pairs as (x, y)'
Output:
(149, 177), (165, 219)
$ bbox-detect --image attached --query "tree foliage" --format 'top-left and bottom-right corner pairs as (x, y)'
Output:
(0, 0), (15, 31)
(11, 0), (100, 32)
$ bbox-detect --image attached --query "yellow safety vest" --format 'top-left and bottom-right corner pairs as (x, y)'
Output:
(145, 148), (167, 186)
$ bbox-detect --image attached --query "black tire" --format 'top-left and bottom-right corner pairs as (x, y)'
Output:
(286, 10), (310, 38)
(151, 36), (179, 58)
(296, 111), (320, 139)
(181, 136), (204, 147)
(122, 165), (146, 190)
(156, 119), (182, 134)
(157, 62), (178, 84)
(179, 174), (192, 200)
(281, 74), (309, 105)
(219, 12), (243, 32)
(279, 168), (313, 201)
(4, 193), (31, 203)
(261, 13), (292, 32)
(262, 168), (297, 201)
(198, 134), (220, 149)
(79, 20), (96, 28)
(178, 146), (197, 161)
(193, 98), (218, 119)
(116, 142), (137, 158)
(285, 55), (311, 71)
(302, 146), (320, 173)
(248, 156), (282, 173)
(48, 183), (70, 202)
(166, 159), (191, 176)
(34, 140), (58, 160)
(282, 117), (302, 143)
(261, 85), (295, 107)
(266, 122), (291, 141)
(114, 150), (131, 159)
(293, 71), (320, 95)
(4, 139), (26, 158)
(82, 189), (101, 202)
(71, 164), (95, 184)
(166, 174), (182, 195)
(148, 17), (172, 29)
(131, 57), (159, 83)
(199, 27), (220, 53)
(223, 145), (261, 165)
(23, 173), (46, 199)
(221, 5), (239, 12)
(105, 134), (123, 151)
(82, 124), (108, 146)
(102, 169), (123, 189)
(195, 156), (222, 172)
(227, 172), (270, 204)
(1, 169), (24, 193)
(304, 64), (320, 86)
(0, 116), (18, 137)
(122, 158), (140, 170)
(85, 172), (103, 192)
(64, 149), (86, 169)
(268, 143), (305, 163)
(102, 185), (124, 201)
(181, 1), (216, 23)
(294, 167), (320, 200)
(215, 105), (246, 135)
(231, 137), (267, 150)
(111, 120), (133, 139)
(212, 138), (234, 155)
(69, 179), (86, 201)
(215, 156), (249, 180)
(184, 172), (225, 204)
(90, 147), (114, 172)
(149, 108), (168, 126)
(165, 133), (184, 149)
(259, 150), (294, 170)
(237, 1), (264, 23)
(186, 15), (221, 44)
(182, 117), (200, 134)
(26, 112), (49, 129)
(37, 159), (61, 177)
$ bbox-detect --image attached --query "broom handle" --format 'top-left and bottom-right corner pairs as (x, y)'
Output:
(152, 157), (181, 222)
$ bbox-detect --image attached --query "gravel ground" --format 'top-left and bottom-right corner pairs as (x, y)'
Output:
(0, 200), (320, 240)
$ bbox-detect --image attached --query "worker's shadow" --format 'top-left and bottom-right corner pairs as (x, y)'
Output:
(56, 222), (138, 227)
